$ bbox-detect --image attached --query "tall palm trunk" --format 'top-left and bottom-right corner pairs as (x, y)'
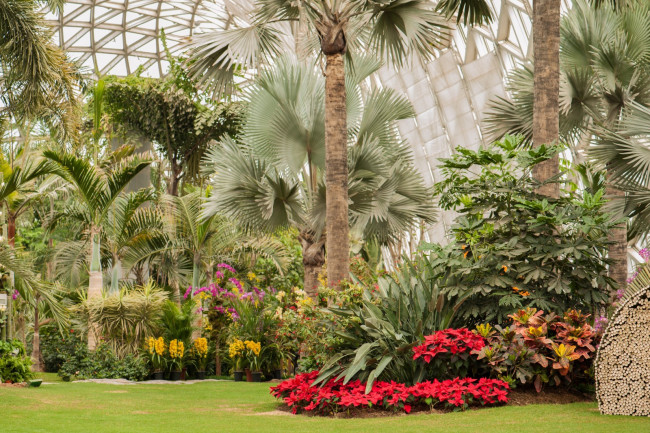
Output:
(31, 295), (43, 372)
(532, 0), (561, 198)
(298, 231), (326, 299)
(110, 255), (121, 294)
(191, 252), (201, 340)
(324, 52), (349, 288)
(607, 175), (628, 293)
(88, 227), (103, 349)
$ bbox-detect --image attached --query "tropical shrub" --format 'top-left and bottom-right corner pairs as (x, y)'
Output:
(271, 371), (509, 415)
(72, 282), (167, 357)
(317, 257), (468, 390)
(431, 135), (617, 323)
(40, 327), (83, 372)
(474, 308), (599, 391)
(58, 343), (149, 381)
(0, 340), (34, 383)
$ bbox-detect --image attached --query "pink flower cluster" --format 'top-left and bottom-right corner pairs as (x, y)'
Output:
(270, 371), (509, 414)
(412, 328), (486, 363)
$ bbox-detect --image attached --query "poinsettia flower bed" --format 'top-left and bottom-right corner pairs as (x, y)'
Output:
(270, 371), (509, 415)
(412, 328), (486, 363)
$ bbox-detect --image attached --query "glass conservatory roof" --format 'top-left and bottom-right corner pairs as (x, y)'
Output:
(46, 0), (559, 242)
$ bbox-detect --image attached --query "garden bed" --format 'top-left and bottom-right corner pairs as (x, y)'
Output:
(272, 387), (594, 418)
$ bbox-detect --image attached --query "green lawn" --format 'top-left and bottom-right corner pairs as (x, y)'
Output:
(2, 381), (648, 433)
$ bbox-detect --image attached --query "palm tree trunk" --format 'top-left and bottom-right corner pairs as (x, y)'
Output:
(110, 256), (121, 294)
(532, 0), (561, 198)
(191, 252), (201, 340)
(31, 296), (43, 372)
(607, 178), (628, 294)
(7, 212), (15, 247)
(324, 52), (349, 288)
(88, 227), (103, 350)
(299, 231), (326, 299)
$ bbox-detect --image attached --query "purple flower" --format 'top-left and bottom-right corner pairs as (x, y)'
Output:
(594, 315), (608, 333)
(217, 263), (237, 274)
(640, 248), (650, 261)
(215, 271), (224, 279)
(616, 289), (625, 300)
(229, 277), (243, 290)
(12, 289), (18, 300)
(183, 286), (192, 300)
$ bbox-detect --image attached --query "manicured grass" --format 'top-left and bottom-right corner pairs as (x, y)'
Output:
(2, 381), (649, 433)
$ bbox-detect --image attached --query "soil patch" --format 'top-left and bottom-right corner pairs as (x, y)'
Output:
(0, 382), (27, 388)
(506, 388), (593, 406)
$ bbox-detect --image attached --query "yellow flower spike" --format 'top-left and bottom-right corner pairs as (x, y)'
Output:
(463, 250), (469, 259)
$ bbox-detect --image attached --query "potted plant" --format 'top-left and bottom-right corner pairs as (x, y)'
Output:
(192, 337), (208, 380)
(245, 340), (262, 382)
(168, 339), (185, 381)
(229, 339), (245, 381)
(147, 337), (166, 380)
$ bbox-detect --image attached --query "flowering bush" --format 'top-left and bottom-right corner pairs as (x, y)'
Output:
(412, 329), (487, 380)
(270, 371), (509, 415)
(474, 308), (600, 391)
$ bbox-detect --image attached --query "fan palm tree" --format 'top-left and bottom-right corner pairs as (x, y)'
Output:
(188, 0), (492, 287)
(43, 147), (151, 348)
(0, 0), (79, 136)
(486, 0), (650, 290)
(202, 57), (436, 296)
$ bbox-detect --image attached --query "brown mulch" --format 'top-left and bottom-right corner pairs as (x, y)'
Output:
(0, 382), (28, 388)
(506, 388), (593, 406)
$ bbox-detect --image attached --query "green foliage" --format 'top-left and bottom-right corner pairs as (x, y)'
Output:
(103, 69), (242, 190)
(431, 135), (617, 323)
(252, 228), (303, 292)
(40, 327), (82, 372)
(58, 343), (149, 381)
(159, 300), (194, 345)
(0, 340), (33, 383)
(317, 257), (468, 391)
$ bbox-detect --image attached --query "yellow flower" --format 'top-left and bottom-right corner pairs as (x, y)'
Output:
(193, 338), (208, 358)
(148, 337), (155, 355)
(502, 265), (508, 273)
(169, 339), (184, 359)
(229, 339), (245, 358)
(247, 272), (257, 281)
(155, 337), (165, 356)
